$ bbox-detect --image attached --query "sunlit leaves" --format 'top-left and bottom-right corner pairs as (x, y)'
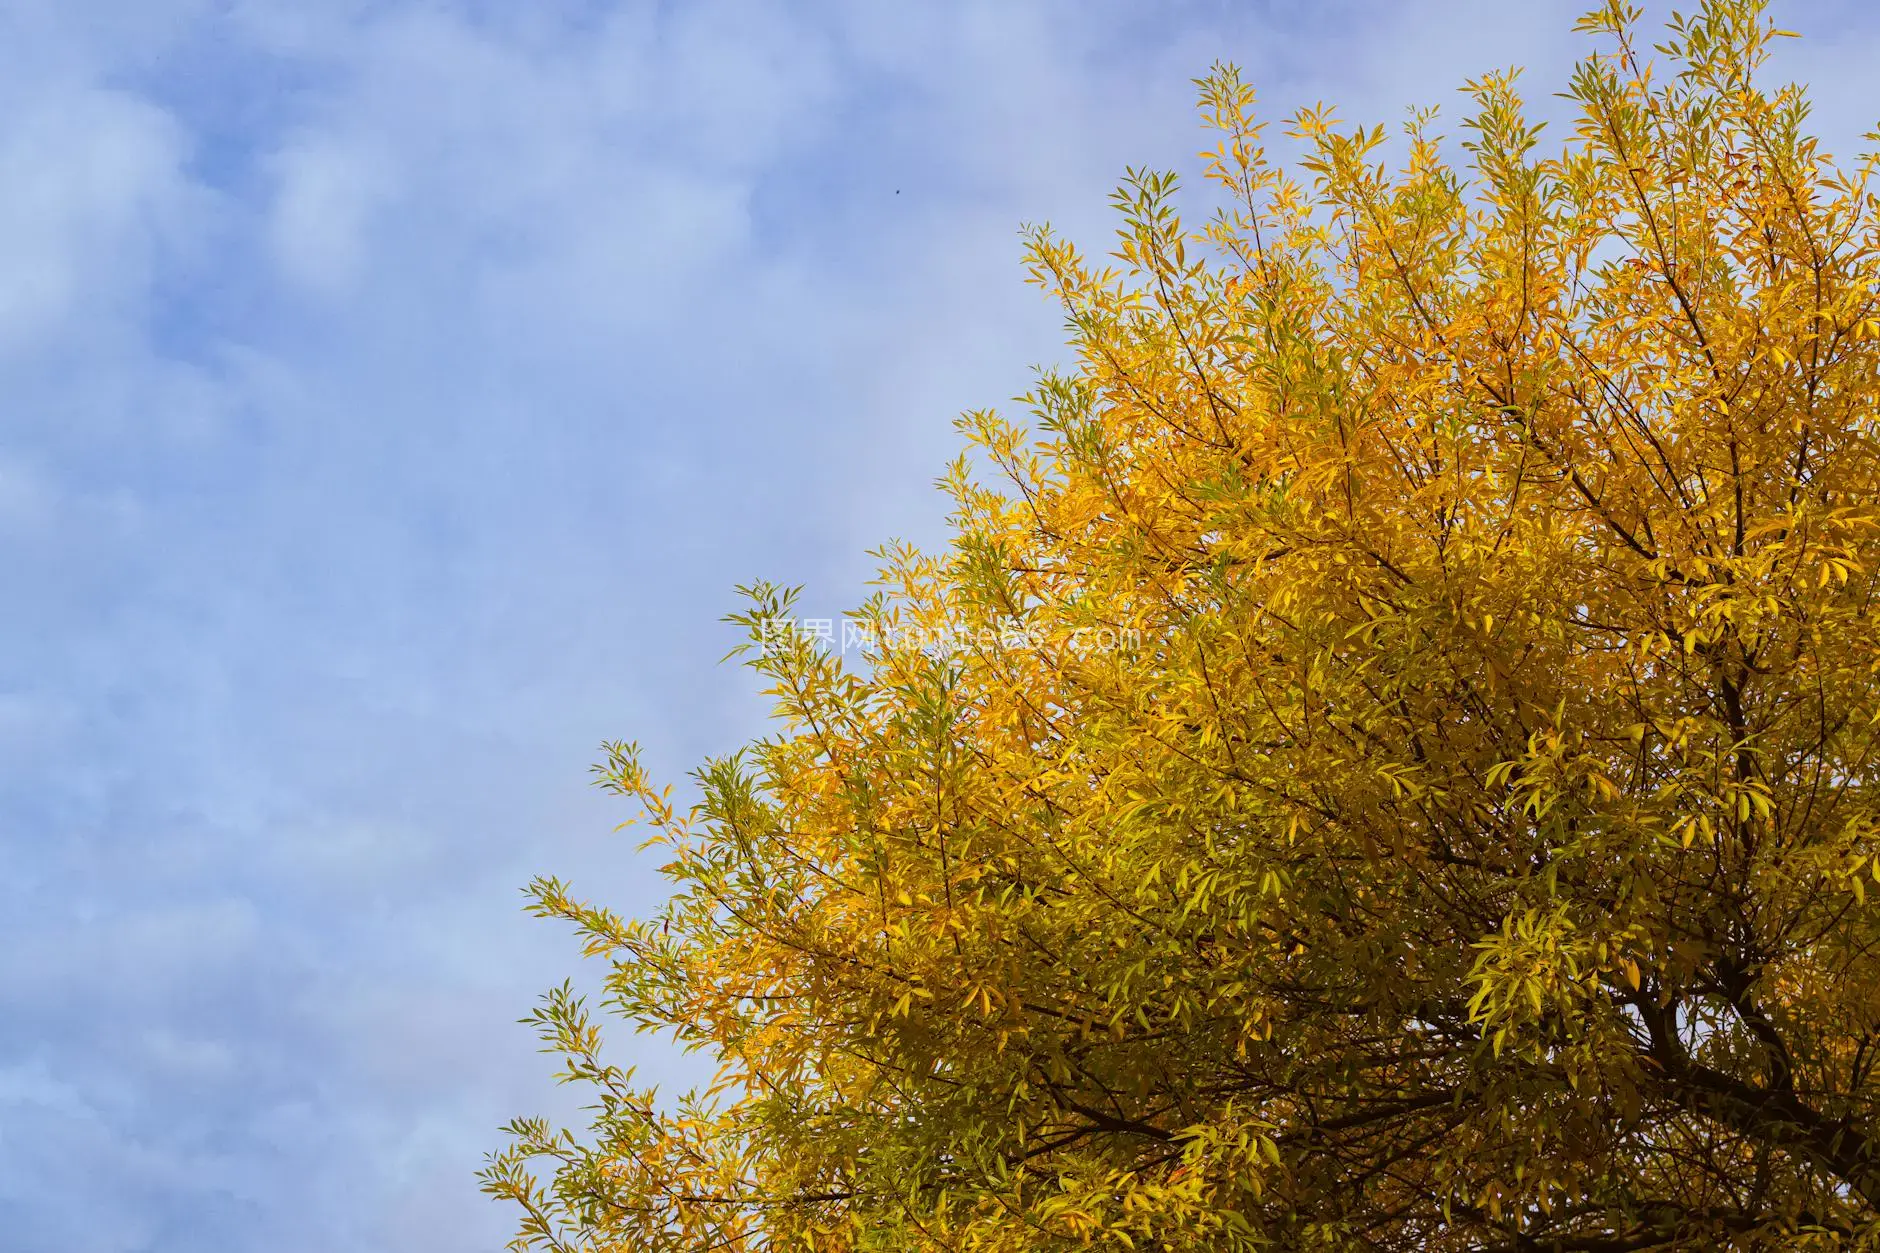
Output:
(493, 3), (1880, 1249)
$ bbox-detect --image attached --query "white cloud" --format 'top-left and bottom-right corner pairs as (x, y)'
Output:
(268, 137), (396, 295)
(0, 85), (194, 347)
(253, 0), (838, 319)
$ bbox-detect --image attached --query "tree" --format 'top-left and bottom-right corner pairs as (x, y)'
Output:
(484, 3), (1880, 1247)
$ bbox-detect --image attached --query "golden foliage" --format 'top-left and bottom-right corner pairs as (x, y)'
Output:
(487, 3), (1880, 1247)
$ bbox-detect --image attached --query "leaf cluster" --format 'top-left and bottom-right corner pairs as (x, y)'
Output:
(489, 4), (1880, 1248)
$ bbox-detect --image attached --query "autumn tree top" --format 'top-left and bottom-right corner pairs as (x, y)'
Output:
(489, 3), (1880, 1248)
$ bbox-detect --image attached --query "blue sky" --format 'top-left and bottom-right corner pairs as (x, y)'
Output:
(4, 1), (1878, 1249)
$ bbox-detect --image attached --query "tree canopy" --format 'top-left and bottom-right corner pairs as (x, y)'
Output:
(485, 2), (1880, 1247)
